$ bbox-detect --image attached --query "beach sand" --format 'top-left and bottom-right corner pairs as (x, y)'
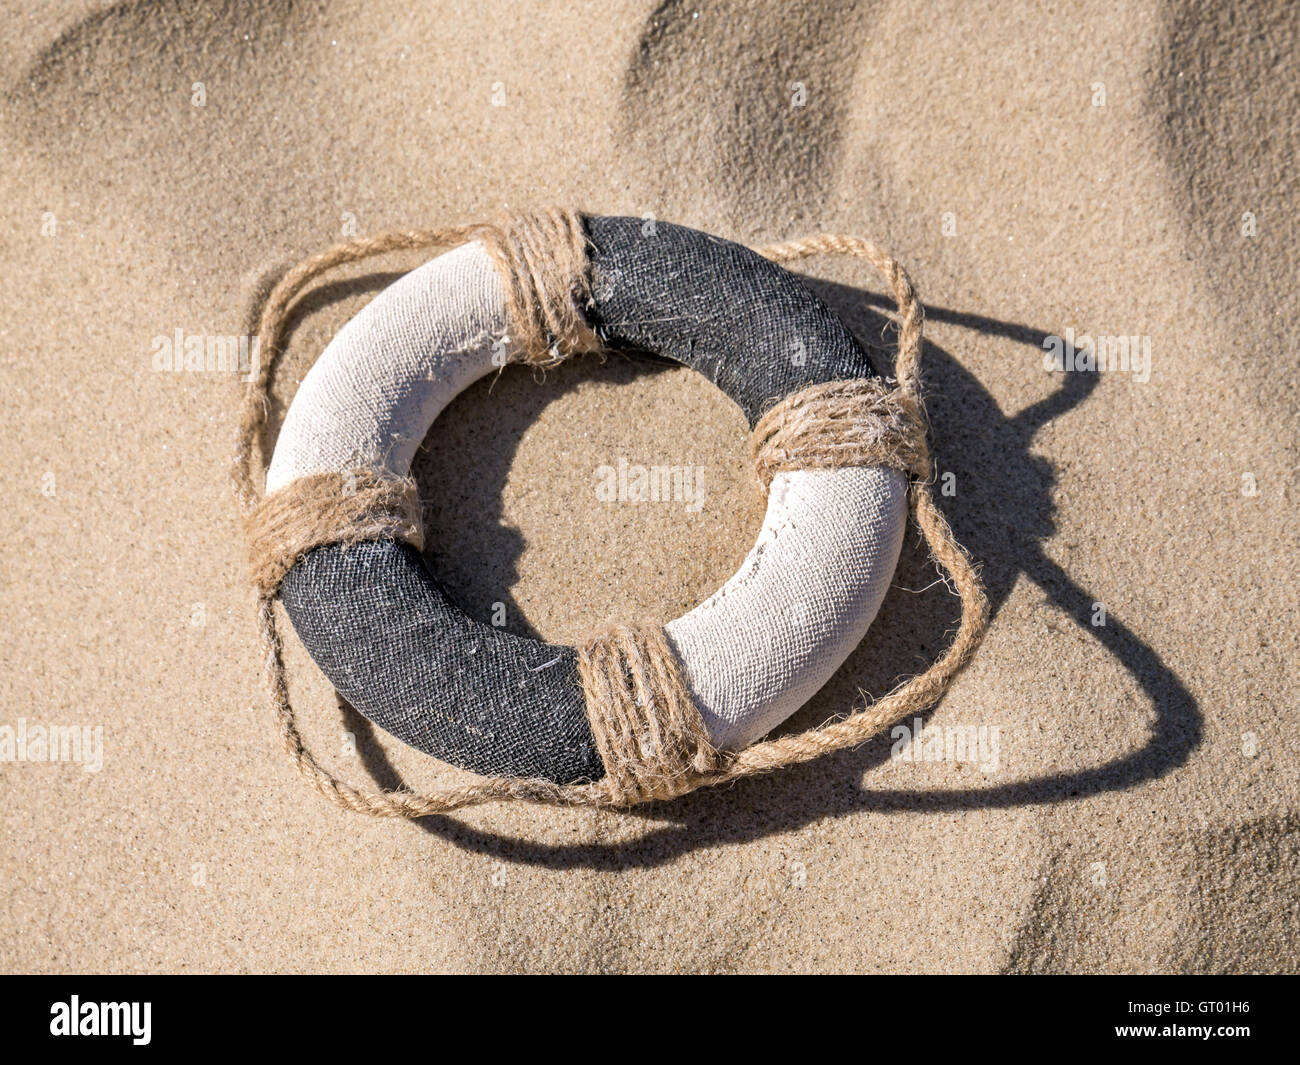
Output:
(0, 0), (1295, 973)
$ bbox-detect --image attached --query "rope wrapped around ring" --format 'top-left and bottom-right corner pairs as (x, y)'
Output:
(232, 209), (989, 816)
(751, 377), (929, 491)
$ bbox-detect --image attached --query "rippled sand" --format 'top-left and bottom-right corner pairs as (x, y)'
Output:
(0, 0), (1294, 972)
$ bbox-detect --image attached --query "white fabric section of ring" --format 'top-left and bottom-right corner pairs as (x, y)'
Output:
(266, 242), (508, 493)
(267, 241), (909, 752)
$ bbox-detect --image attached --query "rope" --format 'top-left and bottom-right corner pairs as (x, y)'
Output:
(244, 471), (424, 597)
(232, 212), (989, 816)
(576, 624), (727, 802)
(751, 377), (929, 490)
(476, 206), (603, 365)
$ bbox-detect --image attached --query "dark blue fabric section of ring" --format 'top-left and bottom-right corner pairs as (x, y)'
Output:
(278, 215), (880, 784)
(279, 541), (600, 782)
(584, 216), (877, 426)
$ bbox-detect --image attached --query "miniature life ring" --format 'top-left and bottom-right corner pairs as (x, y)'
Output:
(262, 216), (908, 784)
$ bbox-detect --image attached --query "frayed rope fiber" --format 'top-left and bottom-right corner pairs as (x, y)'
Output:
(244, 471), (424, 597)
(576, 625), (726, 802)
(476, 206), (604, 365)
(752, 378), (929, 490)
(233, 208), (989, 816)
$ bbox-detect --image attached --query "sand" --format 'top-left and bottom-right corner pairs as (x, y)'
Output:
(1, 0), (1295, 973)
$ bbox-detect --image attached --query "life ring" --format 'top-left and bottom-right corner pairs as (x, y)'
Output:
(261, 216), (909, 785)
